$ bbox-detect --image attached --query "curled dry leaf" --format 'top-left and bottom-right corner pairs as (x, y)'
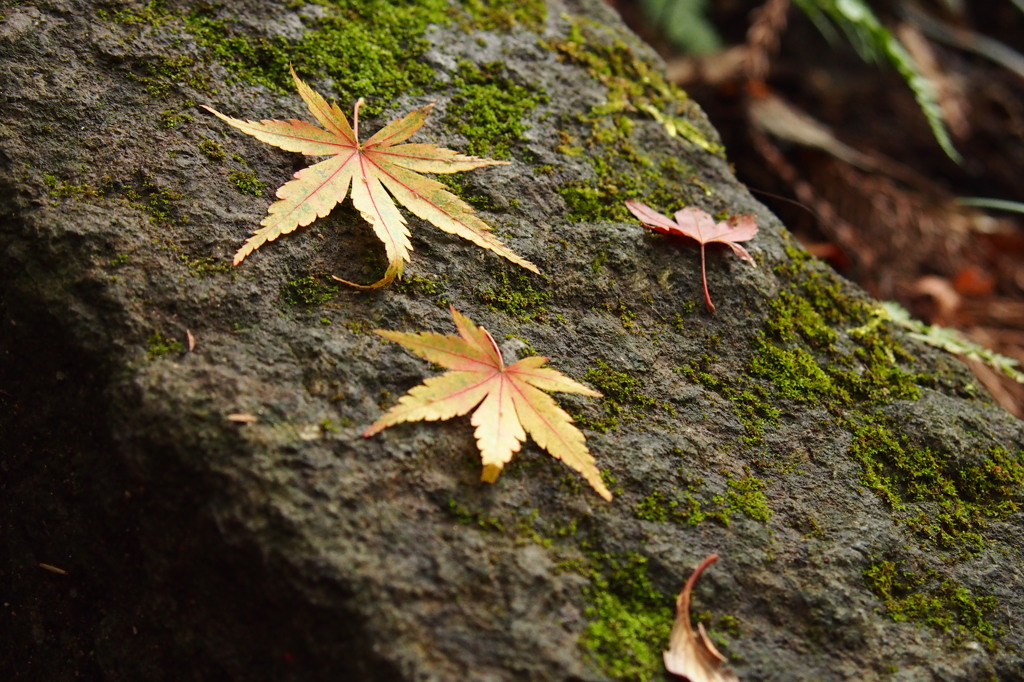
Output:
(625, 200), (757, 312)
(664, 554), (739, 682)
(203, 66), (537, 288)
(364, 307), (611, 501)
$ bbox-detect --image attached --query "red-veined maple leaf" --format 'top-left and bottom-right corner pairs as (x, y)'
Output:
(202, 67), (537, 287)
(664, 554), (740, 682)
(364, 307), (612, 501)
(625, 200), (757, 312)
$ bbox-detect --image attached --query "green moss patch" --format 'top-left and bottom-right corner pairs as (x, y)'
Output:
(578, 551), (673, 681)
(280, 275), (339, 306)
(545, 19), (721, 223)
(125, 175), (186, 226)
(199, 138), (226, 162)
(574, 359), (658, 433)
(444, 498), (505, 533)
(864, 560), (1001, 650)
(158, 105), (195, 129)
(461, 0), (547, 33)
(675, 244), (1018, 644)
(477, 269), (549, 320)
(556, 124), (696, 224)
(751, 255), (923, 411)
(680, 250), (924, 448)
(722, 475), (772, 522)
(184, 1), (449, 116)
(632, 475), (771, 527)
(675, 354), (780, 446)
(146, 332), (183, 359)
(228, 170), (267, 197)
(444, 61), (548, 159)
(436, 173), (507, 212)
(127, 52), (211, 98)
(179, 255), (232, 278)
(42, 173), (104, 201)
(850, 426), (1024, 555)
(105, 0), (549, 115)
(394, 273), (450, 308)
(42, 169), (189, 235)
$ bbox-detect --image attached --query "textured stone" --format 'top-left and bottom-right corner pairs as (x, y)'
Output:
(2, 1), (1023, 680)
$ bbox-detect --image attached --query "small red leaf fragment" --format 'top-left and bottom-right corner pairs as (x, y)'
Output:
(664, 554), (740, 682)
(625, 200), (758, 312)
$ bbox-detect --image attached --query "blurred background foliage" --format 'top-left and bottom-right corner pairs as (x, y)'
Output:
(607, 0), (1024, 416)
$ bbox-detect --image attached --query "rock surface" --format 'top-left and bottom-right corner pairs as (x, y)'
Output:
(2, 1), (1023, 680)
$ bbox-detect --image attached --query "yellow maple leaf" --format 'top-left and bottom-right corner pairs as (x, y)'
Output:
(202, 67), (538, 287)
(364, 307), (612, 501)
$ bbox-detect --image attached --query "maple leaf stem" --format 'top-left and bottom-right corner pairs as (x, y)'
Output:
(700, 245), (716, 312)
(352, 97), (364, 142)
(683, 553), (719, 607)
(331, 259), (402, 289)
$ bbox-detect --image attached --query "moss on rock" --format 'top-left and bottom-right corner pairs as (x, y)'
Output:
(578, 551), (674, 681)
(864, 560), (1001, 651)
(443, 61), (548, 159)
(280, 275), (338, 306)
(545, 19), (721, 223)
(477, 268), (550, 321)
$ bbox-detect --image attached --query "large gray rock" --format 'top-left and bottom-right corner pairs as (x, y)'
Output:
(2, 0), (1022, 680)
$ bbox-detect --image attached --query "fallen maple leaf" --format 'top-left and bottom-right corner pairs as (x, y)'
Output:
(202, 67), (538, 287)
(664, 554), (739, 682)
(625, 200), (757, 312)
(364, 307), (612, 501)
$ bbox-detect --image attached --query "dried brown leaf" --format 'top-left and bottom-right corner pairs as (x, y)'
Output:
(664, 554), (739, 682)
